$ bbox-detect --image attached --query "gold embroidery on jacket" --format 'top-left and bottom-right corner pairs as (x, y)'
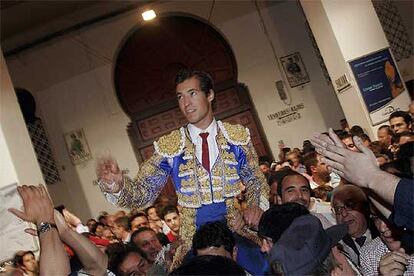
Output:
(219, 121), (250, 145)
(154, 128), (185, 157)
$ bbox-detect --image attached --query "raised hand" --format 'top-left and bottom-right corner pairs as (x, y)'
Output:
(96, 156), (123, 193)
(62, 208), (82, 229)
(310, 128), (379, 188)
(8, 185), (54, 226)
(310, 128), (400, 206)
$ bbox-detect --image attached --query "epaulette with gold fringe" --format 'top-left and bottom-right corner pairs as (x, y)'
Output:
(153, 128), (185, 158)
(218, 121), (250, 146)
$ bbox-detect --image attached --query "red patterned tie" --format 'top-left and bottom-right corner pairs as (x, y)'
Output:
(199, 132), (210, 172)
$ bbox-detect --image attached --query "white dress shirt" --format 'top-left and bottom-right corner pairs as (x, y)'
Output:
(187, 119), (218, 171)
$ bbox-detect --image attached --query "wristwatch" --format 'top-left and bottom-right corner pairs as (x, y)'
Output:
(37, 222), (57, 235)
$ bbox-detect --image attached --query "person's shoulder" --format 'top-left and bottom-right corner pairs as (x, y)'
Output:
(218, 120), (250, 146)
(154, 127), (185, 158)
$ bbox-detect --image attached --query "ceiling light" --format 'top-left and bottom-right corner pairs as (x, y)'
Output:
(142, 10), (156, 21)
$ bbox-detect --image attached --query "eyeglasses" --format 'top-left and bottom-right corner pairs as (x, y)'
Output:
(332, 201), (356, 216)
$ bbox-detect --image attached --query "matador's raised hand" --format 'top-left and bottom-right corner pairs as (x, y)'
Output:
(96, 156), (123, 193)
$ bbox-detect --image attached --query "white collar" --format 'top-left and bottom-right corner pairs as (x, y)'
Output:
(187, 119), (217, 141)
(352, 228), (371, 242)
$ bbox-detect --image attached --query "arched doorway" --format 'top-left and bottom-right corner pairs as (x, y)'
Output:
(114, 15), (271, 198)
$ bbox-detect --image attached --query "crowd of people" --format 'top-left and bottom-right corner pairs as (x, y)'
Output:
(2, 69), (413, 276)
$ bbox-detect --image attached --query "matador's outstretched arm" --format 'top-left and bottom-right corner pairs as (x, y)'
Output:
(96, 155), (171, 209)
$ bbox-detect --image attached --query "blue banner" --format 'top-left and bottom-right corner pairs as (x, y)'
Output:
(349, 49), (404, 113)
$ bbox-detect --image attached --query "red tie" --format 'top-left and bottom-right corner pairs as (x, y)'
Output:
(199, 132), (210, 172)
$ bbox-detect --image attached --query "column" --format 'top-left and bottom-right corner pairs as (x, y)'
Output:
(1, 48), (43, 259)
(301, 0), (411, 138)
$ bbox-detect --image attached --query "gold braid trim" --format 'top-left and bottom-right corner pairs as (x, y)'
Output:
(256, 168), (270, 206)
(242, 143), (270, 209)
(225, 198), (262, 246)
(170, 206), (196, 271)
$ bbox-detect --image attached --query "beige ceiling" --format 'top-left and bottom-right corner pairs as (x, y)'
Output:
(1, 1), (109, 39)
(1, 0), (283, 56)
(1, 1), (154, 53)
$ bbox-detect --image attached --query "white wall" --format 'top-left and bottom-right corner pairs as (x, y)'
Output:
(0, 124), (18, 186)
(225, 2), (343, 147)
(5, 1), (344, 219)
(1, 50), (42, 257)
(0, 50), (45, 186)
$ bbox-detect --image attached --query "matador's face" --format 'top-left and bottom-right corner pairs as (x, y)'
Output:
(176, 76), (214, 129)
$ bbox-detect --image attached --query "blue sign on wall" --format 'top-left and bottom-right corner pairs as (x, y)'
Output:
(349, 48), (405, 114)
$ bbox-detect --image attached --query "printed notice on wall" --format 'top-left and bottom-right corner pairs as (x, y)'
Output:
(267, 103), (304, 126)
(349, 48), (408, 125)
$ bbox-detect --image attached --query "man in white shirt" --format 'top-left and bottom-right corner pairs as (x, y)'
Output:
(303, 151), (340, 190)
(276, 170), (336, 228)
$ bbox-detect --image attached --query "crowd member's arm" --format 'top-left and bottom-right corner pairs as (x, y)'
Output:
(9, 185), (70, 276)
(54, 210), (108, 276)
(311, 128), (413, 230)
(62, 208), (89, 233)
(369, 196), (391, 220)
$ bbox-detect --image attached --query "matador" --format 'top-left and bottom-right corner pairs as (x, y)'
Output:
(97, 69), (269, 270)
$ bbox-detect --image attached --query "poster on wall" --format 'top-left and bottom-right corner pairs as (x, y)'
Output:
(349, 48), (407, 125)
(280, 52), (310, 88)
(64, 128), (92, 165)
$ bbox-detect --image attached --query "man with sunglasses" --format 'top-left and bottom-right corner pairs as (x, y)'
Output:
(331, 185), (379, 267)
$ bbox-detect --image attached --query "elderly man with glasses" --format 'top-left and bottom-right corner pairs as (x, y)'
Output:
(331, 184), (379, 267)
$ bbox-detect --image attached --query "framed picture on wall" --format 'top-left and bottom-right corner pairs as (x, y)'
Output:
(280, 52), (310, 88)
(64, 128), (92, 165)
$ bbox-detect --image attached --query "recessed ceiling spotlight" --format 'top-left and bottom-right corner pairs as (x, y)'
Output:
(142, 10), (156, 21)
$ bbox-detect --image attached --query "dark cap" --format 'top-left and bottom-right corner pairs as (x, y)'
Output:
(269, 214), (348, 275)
(258, 203), (309, 243)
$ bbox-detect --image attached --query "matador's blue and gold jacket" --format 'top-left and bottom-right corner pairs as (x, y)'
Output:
(102, 121), (269, 243)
